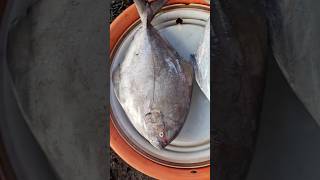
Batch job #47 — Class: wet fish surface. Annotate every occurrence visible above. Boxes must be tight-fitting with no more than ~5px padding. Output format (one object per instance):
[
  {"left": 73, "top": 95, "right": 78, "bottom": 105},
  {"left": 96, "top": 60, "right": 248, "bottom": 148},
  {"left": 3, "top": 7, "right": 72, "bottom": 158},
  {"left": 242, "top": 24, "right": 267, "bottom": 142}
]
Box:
[
  {"left": 212, "top": 0, "right": 268, "bottom": 179},
  {"left": 112, "top": 0, "right": 193, "bottom": 149},
  {"left": 266, "top": 0, "right": 320, "bottom": 126},
  {"left": 193, "top": 16, "right": 210, "bottom": 101}
]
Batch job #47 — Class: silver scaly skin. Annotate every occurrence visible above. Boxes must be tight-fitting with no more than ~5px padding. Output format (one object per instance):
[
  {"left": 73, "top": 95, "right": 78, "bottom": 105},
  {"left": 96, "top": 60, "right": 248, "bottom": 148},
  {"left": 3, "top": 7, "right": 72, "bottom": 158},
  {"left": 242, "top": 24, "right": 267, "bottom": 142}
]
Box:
[{"left": 193, "top": 17, "right": 210, "bottom": 101}]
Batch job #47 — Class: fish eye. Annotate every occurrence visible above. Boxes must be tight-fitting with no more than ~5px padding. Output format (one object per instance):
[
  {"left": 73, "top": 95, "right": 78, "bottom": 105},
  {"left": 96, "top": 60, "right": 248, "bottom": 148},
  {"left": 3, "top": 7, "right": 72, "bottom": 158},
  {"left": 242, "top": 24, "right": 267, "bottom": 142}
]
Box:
[{"left": 159, "top": 132, "right": 164, "bottom": 137}]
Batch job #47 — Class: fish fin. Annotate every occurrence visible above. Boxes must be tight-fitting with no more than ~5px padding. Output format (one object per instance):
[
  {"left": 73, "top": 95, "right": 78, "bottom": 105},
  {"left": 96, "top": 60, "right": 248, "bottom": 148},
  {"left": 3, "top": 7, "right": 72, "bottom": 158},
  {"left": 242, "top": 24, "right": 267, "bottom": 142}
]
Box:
[
  {"left": 181, "top": 60, "right": 194, "bottom": 86},
  {"left": 133, "top": 0, "right": 147, "bottom": 23},
  {"left": 190, "top": 53, "right": 199, "bottom": 73},
  {"left": 149, "top": 0, "right": 167, "bottom": 17},
  {"left": 134, "top": 0, "right": 167, "bottom": 25},
  {"left": 112, "top": 66, "right": 121, "bottom": 100}
]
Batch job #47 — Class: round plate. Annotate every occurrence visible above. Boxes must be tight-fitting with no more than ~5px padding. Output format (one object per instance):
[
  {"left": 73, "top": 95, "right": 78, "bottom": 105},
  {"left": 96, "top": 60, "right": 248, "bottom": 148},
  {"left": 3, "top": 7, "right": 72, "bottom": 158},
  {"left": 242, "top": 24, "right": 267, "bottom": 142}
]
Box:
[{"left": 110, "top": 4, "right": 210, "bottom": 168}]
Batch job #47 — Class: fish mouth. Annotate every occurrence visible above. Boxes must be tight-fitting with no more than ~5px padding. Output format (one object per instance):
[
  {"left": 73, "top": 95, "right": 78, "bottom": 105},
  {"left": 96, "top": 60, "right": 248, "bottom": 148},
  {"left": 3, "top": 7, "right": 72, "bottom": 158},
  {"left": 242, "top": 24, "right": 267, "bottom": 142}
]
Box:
[
  {"left": 149, "top": 139, "right": 169, "bottom": 149},
  {"left": 150, "top": 142, "right": 165, "bottom": 149}
]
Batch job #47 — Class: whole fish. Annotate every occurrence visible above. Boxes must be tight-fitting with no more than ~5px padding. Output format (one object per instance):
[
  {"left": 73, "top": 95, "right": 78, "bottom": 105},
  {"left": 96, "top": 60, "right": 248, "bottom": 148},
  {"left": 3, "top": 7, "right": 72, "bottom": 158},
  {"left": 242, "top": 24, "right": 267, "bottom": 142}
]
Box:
[
  {"left": 192, "top": 17, "right": 210, "bottom": 101},
  {"left": 112, "top": 0, "right": 193, "bottom": 149},
  {"left": 212, "top": 0, "right": 267, "bottom": 179},
  {"left": 266, "top": 0, "right": 320, "bottom": 126}
]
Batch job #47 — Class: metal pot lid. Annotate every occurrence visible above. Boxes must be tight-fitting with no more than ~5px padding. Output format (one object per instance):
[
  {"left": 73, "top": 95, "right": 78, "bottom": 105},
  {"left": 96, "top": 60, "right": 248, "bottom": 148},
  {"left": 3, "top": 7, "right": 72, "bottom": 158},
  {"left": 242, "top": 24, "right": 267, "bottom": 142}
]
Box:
[{"left": 110, "top": 5, "right": 210, "bottom": 168}]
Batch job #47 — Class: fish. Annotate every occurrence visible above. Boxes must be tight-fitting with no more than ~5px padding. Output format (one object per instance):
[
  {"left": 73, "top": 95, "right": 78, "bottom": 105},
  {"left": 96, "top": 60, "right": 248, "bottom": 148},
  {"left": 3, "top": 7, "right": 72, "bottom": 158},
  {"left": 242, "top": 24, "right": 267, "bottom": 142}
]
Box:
[
  {"left": 192, "top": 17, "right": 210, "bottom": 101},
  {"left": 112, "top": 0, "right": 194, "bottom": 149},
  {"left": 266, "top": 0, "right": 320, "bottom": 126},
  {"left": 212, "top": 0, "right": 268, "bottom": 179}
]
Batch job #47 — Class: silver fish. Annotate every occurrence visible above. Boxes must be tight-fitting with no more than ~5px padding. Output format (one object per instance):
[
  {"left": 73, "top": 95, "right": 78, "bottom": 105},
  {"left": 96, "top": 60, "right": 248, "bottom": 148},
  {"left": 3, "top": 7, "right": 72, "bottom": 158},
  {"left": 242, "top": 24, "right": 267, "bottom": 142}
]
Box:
[
  {"left": 112, "top": 0, "right": 193, "bottom": 149},
  {"left": 193, "top": 17, "right": 210, "bottom": 101}
]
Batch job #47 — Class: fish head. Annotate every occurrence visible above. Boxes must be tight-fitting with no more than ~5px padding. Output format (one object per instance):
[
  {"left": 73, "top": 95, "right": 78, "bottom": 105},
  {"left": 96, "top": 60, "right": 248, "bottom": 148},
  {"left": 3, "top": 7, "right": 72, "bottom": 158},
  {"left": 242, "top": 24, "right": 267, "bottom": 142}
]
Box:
[{"left": 144, "top": 109, "right": 170, "bottom": 149}]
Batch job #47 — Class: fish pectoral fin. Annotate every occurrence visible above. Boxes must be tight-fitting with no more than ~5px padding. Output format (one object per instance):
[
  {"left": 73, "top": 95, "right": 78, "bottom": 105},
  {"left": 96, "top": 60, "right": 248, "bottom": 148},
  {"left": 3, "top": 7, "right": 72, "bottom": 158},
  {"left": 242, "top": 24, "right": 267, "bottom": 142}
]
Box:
[{"left": 181, "top": 60, "right": 194, "bottom": 86}]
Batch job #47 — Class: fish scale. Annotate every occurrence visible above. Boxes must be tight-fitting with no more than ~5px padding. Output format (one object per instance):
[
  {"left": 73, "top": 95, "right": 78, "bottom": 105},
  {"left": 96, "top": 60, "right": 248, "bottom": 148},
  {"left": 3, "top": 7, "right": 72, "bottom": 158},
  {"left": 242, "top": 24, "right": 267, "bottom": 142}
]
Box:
[{"left": 193, "top": 16, "right": 210, "bottom": 101}]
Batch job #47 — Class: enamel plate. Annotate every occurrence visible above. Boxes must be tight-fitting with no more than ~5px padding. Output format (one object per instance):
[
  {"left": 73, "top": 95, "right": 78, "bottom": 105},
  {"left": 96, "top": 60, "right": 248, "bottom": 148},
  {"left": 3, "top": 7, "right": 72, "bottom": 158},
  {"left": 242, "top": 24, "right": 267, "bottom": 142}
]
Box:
[{"left": 110, "top": 5, "right": 210, "bottom": 168}]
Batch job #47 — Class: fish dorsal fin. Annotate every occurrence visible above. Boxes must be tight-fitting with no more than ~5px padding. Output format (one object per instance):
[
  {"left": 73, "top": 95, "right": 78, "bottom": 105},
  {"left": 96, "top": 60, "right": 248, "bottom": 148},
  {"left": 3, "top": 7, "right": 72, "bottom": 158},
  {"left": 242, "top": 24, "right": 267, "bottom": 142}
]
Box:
[{"left": 133, "top": 0, "right": 167, "bottom": 25}]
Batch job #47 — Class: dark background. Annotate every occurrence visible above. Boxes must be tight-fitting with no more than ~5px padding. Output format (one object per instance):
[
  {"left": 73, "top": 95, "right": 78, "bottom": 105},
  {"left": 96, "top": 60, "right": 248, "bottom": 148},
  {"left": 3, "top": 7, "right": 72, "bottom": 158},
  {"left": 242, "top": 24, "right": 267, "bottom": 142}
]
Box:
[{"left": 2, "top": 0, "right": 108, "bottom": 179}]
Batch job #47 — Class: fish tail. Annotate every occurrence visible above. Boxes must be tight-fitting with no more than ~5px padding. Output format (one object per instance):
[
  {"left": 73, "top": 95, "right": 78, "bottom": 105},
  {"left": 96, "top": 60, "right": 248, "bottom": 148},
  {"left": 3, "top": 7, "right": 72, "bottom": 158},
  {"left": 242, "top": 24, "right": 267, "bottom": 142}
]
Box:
[{"left": 133, "top": 0, "right": 167, "bottom": 26}]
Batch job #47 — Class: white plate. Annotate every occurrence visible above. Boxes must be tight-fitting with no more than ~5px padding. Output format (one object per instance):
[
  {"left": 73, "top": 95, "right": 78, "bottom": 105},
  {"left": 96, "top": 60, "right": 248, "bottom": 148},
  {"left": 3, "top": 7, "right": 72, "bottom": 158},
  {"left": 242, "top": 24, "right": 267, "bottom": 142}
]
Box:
[{"left": 110, "top": 5, "right": 210, "bottom": 167}]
